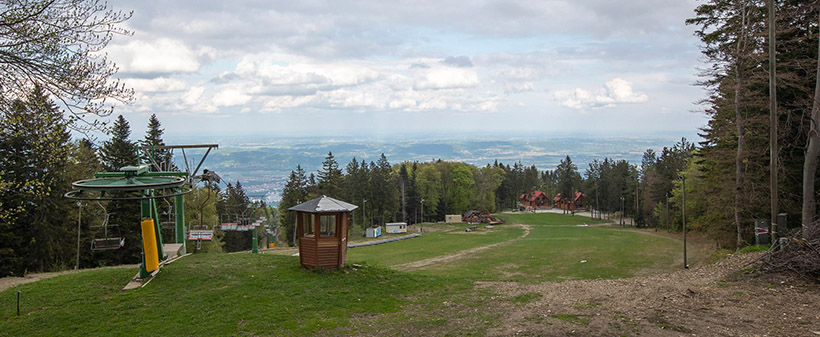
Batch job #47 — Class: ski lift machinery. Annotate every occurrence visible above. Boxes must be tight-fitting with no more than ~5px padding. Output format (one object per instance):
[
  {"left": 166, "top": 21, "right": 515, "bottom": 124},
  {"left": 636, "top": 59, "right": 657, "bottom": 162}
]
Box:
[{"left": 65, "top": 144, "right": 218, "bottom": 281}]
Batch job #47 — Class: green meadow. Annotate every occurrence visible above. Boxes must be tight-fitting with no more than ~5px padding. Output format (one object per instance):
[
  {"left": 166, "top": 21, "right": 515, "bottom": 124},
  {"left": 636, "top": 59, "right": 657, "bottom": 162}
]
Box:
[{"left": 1, "top": 212, "right": 699, "bottom": 336}]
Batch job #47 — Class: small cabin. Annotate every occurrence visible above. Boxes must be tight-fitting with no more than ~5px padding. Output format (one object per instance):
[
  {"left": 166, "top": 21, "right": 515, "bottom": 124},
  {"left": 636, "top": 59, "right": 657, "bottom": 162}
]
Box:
[
  {"left": 445, "top": 215, "right": 462, "bottom": 223},
  {"left": 385, "top": 222, "right": 407, "bottom": 233},
  {"left": 289, "top": 195, "right": 358, "bottom": 269}
]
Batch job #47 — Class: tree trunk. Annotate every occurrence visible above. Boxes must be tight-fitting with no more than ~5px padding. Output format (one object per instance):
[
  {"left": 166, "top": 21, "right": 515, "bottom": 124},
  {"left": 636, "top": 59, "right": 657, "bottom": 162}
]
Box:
[
  {"left": 400, "top": 180, "right": 406, "bottom": 223},
  {"left": 802, "top": 9, "right": 820, "bottom": 237},
  {"left": 734, "top": 3, "right": 749, "bottom": 248},
  {"left": 768, "top": 0, "right": 778, "bottom": 243}
]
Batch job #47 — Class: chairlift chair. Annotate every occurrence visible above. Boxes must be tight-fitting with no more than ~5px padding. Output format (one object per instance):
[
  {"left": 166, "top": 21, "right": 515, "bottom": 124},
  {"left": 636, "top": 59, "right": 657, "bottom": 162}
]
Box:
[{"left": 90, "top": 213, "right": 125, "bottom": 250}]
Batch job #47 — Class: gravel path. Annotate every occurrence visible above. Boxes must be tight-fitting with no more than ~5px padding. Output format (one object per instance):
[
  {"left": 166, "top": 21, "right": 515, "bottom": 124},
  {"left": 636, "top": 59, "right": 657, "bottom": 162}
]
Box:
[
  {"left": 0, "top": 264, "right": 139, "bottom": 292},
  {"left": 393, "top": 225, "right": 532, "bottom": 271}
]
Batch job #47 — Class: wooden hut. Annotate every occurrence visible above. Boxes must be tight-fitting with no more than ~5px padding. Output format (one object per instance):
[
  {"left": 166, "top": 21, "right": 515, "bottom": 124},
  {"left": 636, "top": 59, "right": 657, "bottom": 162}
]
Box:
[{"left": 289, "top": 196, "right": 358, "bottom": 269}]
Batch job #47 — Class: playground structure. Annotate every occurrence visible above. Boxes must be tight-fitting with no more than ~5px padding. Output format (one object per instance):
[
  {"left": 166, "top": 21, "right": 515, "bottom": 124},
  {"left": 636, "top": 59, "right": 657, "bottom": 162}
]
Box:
[
  {"left": 462, "top": 210, "right": 505, "bottom": 224},
  {"left": 65, "top": 144, "right": 217, "bottom": 281}
]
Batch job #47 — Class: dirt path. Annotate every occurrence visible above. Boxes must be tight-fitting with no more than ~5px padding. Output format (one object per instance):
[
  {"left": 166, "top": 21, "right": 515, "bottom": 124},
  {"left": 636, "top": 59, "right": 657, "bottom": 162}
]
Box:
[
  {"left": 393, "top": 225, "right": 532, "bottom": 271},
  {"left": 477, "top": 252, "right": 820, "bottom": 336},
  {"left": 0, "top": 264, "right": 139, "bottom": 292}
]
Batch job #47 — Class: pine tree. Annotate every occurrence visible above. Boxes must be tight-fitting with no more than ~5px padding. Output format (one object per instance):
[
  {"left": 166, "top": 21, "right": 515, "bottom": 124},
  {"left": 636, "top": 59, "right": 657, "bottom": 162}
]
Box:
[
  {"left": 100, "top": 115, "right": 138, "bottom": 171},
  {"left": 65, "top": 139, "right": 105, "bottom": 268},
  {"left": 0, "top": 85, "right": 72, "bottom": 275},
  {"left": 97, "top": 114, "right": 141, "bottom": 265},
  {"left": 140, "top": 114, "right": 174, "bottom": 171},
  {"left": 279, "top": 166, "right": 308, "bottom": 245},
  {"left": 317, "top": 151, "right": 343, "bottom": 197}
]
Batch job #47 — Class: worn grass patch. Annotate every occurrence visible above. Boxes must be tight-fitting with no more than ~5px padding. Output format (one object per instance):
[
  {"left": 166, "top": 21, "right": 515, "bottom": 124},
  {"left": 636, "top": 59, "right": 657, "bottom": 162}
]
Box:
[
  {"left": 550, "top": 313, "right": 590, "bottom": 326},
  {"left": 510, "top": 292, "right": 543, "bottom": 303}
]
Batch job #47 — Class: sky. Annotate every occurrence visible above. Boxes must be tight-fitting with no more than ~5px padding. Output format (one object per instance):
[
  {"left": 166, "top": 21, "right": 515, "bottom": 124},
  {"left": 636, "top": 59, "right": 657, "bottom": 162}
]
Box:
[{"left": 102, "top": 0, "right": 709, "bottom": 139}]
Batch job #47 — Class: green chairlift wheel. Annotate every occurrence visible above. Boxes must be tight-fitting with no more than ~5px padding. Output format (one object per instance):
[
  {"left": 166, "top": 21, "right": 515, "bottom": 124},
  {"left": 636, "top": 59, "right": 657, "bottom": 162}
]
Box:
[{"left": 72, "top": 176, "right": 185, "bottom": 191}]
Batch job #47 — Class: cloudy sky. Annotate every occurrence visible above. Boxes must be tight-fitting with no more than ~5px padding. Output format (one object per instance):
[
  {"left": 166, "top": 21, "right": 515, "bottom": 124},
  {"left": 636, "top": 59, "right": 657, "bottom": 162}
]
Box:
[{"left": 104, "top": 0, "right": 708, "bottom": 139}]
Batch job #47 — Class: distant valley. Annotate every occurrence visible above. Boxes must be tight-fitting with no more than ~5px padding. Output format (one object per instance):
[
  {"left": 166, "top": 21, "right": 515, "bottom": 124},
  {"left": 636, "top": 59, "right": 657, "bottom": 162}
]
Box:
[{"left": 164, "top": 134, "right": 692, "bottom": 204}]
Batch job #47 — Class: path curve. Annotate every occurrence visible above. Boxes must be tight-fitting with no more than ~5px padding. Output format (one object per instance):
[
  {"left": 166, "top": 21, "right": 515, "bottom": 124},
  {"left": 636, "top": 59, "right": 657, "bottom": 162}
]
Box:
[
  {"left": 393, "top": 224, "right": 532, "bottom": 271},
  {"left": 0, "top": 264, "right": 139, "bottom": 292}
]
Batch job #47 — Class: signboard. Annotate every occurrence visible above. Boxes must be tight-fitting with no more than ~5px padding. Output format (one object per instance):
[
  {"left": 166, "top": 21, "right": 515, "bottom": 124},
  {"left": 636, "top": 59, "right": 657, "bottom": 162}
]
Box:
[{"left": 188, "top": 230, "right": 213, "bottom": 241}]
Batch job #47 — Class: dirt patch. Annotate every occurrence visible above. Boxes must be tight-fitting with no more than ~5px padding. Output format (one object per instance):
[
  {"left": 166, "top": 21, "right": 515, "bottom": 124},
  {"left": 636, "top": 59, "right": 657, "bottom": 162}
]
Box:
[
  {"left": 393, "top": 225, "right": 531, "bottom": 271},
  {"left": 408, "top": 224, "right": 456, "bottom": 233},
  {"left": 0, "top": 264, "right": 139, "bottom": 292},
  {"left": 478, "top": 252, "right": 820, "bottom": 336}
]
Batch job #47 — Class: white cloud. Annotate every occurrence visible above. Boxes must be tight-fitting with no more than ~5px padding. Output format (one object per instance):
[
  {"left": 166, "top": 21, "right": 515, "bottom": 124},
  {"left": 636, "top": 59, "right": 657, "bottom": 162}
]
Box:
[
  {"left": 553, "top": 78, "right": 648, "bottom": 111},
  {"left": 107, "top": 38, "right": 201, "bottom": 74},
  {"left": 212, "top": 88, "right": 252, "bottom": 107},
  {"left": 505, "top": 82, "right": 535, "bottom": 94},
  {"left": 413, "top": 67, "right": 480, "bottom": 90},
  {"left": 181, "top": 86, "right": 205, "bottom": 105},
  {"left": 127, "top": 77, "right": 188, "bottom": 93}
]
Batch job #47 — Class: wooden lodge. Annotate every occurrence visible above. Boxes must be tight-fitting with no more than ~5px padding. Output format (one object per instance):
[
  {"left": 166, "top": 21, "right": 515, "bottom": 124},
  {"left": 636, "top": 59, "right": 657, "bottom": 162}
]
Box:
[
  {"left": 519, "top": 190, "right": 550, "bottom": 209},
  {"left": 553, "top": 192, "right": 586, "bottom": 211},
  {"left": 288, "top": 195, "right": 358, "bottom": 269}
]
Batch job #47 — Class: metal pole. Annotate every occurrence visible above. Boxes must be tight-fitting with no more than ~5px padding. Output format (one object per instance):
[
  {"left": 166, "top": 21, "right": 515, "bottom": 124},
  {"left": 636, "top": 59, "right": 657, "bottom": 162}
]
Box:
[
  {"left": 681, "top": 175, "right": 688, "bottom": 269},
  {"left": 293, "top": 200, "right": 299, "bottom": 246},
  {"left": 620, "top": 196, "right": 624, "bottom": 227},
  {"left": 251, "top": 206, "right": 258, "bottom": 253},
  {"left": 175, "top": 195, "right": 186, "bottom": 247},
  {"left": 666, "top": 194, "right": 670, "bottom": 233},
  {"left": 17, "top": 291, "right": 21, "bottom": 316},
  {"left": 75, "top": 202, "right": 82, "bottom": 270}
]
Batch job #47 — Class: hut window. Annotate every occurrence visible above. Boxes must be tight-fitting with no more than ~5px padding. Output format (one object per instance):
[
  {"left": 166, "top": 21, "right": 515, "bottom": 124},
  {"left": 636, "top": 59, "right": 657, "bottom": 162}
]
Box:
[
  {"left": 320, "top": 215, "right": 336, "bottom": 237},
  {"left": 302, "top": 213, "right": 314, "bottom": 237}
]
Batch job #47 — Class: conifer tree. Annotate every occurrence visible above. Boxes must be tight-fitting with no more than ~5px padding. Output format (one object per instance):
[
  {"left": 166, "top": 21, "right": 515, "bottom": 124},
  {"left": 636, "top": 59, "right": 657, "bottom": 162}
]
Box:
[
  {"left": 97, "top": 114, "right": 141, "bottom": 265},
  {"left": 317, "top": 151, "right": 343, "bottom": 197},
  {"left": 141, "top": 114, "right": 174, "bottom": 171},
  {"left": 0, "top": 85, "right": 72, "bottom": 275},
  {"left": 279, "top": 165, "right": 308, "bottom": 245},
  {"left": 100, "top": 115, "right": 138, "bottom": 171}
]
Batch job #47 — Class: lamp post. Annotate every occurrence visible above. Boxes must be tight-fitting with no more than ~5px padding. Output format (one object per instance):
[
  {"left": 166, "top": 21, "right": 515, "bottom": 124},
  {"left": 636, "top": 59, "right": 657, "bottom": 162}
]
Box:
[
  {"left": 75, "top": 202, "right": 84, "bottom": 270},
  {"left": 620, "top": 196, "right": 624, "bottom": 227},
  {"left": 419, "top": 198, "right": 424, "bottom": 223},
  {"left": 680, "top": 175, "right": 688, "bottom": 269},
  {"left": 363, "top": 198, "right": 367, "bottom": 227}
]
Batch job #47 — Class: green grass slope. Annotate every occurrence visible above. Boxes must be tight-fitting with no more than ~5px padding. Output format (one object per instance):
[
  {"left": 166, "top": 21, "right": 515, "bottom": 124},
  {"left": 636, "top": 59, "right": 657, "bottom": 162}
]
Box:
[
  {"left": 1, "top": 254, "right": 453, "bottom": 336},
  {"left": 1, "top": 212, "right": 701, "bottom": 336}
]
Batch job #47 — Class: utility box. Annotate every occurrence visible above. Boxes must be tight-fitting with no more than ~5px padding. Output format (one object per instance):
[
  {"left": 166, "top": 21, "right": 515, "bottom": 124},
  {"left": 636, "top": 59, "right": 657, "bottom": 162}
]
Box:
[
  {"left": 755, "top": 219, "right": 770, "bottom": 245},
  {"left": 777, "top": 213, "right": 788, "bottom": 230},
  {"left": 366, "top": 226, "right": 382, "bottom": 238}
]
